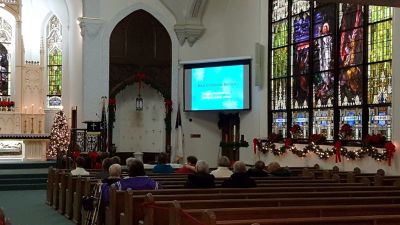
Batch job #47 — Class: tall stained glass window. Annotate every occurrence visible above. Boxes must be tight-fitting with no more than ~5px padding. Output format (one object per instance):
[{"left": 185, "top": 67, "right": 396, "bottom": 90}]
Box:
[
  {"left": 268, "top": 2, "right": 393, "bottom": 142},
  {"left": 0, "top": 17, "right": 12, "bottom": 96},
  {"left": 47, "top": 15, "right": 62, "bottom": 108}
]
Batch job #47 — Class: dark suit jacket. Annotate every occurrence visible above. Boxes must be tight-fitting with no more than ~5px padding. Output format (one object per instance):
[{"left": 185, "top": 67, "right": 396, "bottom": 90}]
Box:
[
  {"left": 221, "top": 173, "right": 257, "bottom": 188},
  {"left": 185, "top": 172, "right": 215, "bottom": 188}
]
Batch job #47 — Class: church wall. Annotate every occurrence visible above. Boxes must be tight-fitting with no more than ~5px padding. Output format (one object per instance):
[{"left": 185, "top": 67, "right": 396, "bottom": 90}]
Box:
[{"left": 81, "top": 0, "right": 400, "bottom": 173}]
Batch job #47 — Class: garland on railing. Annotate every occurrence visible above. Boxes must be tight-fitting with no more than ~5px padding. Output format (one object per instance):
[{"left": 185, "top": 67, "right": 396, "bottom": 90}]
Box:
[{"left": 255, "top": 125, "right": 396, "bottom": 165}]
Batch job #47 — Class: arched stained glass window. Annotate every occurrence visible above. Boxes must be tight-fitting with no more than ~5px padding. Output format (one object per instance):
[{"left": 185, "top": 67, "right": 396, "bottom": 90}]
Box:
[
  {"left": 268, "top": 2, "right": 393, "bottom": 142},
  {"left": 0, "top": 17, "right": 12, "bottom": 96},
  {"left": 46, "top": 15, "right": 62, "bottom": 108}
]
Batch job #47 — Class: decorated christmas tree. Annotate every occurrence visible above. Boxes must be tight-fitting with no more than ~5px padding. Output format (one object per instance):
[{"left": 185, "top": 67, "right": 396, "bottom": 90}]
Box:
[{"left": 47, "top": 110, "right": 70, "bottom": 159}]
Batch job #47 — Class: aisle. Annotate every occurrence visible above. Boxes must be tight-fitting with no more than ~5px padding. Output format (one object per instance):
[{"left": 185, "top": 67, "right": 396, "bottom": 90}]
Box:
[{"left": 0, "top": 190, "right": 74, "bottom": 225}]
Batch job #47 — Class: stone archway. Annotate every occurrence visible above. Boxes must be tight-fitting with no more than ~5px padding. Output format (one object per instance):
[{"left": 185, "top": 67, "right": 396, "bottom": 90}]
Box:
[{"left": 109, "top": 9, "right": 172, "bottom": 155}]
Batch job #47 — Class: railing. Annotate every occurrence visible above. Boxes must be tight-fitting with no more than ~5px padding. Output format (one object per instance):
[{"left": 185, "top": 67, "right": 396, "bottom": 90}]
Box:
[{"left": 70, "top": 129, "right": 101, "bottom": 152}]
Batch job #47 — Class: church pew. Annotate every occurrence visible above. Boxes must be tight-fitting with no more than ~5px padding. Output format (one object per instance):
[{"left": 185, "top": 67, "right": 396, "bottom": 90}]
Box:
[
  {"left": 72, "top": 175, "right": 94, "bottom": 224},
  {"left": 172, "top": 204, "right": 400, "bottom": 224},
  {"left": 57, "top": 171, "right": 69, "bottom": 214},
  {"left": 106, "top": 185, "right": 400, "bottom": 224},
  {"left": 141, "top": 196, "right": 400, "bottom": 225},
  {"left": 52, "top": 169, "right": 62, "bottom": 209},
  {"left": 64, "top": 175, "right": 78, "bottom": 219},
  {"left": 123, "top": 189, "right": 400, "bottom": 225},
  {"left": 46, "top": 167, "right": 55, "bottom": 205},
  {"left": 156, "top": 179, "right": 338, "bottom": 186},
  {"left": 202, "top": 213, "right": 400, "bottom": 225}
]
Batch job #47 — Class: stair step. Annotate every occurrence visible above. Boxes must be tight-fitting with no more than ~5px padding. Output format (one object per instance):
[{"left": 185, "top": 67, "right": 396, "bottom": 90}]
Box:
[
  {"left": 0, "top": 183, "right": 47, "bottom": 191},
  {"left": 0, "top": 178, "right": 47, "bottom": 184},
  {"left": 0, "top": 173, "right": 47, "bottom": 179},
  {"left": 0, "top": 161, "right": 56, "bottom": 170}
]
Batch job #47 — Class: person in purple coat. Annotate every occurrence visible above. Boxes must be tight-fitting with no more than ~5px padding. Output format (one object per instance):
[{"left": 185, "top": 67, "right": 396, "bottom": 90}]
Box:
[{"left": 114, "top": 158, "right": 159, "bottom": 190}]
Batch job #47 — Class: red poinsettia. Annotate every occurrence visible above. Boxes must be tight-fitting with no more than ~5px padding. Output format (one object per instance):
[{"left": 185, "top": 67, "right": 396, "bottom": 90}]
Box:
[
  {"left": 267, "top": 133, "right": 283, "bottom": 143},
  {"left": 88, "top": 150, "right": 98, "bottom": 160},
  {"left": 284, "top": 138, "right": 293, "bottom": 148},
  {"left": 339, "top": 124, "right": 353, "bottom": 139},
  {"left": 364, "top": 134, "right": 386, "bottom": 147},
  {"left": 72, "top": 150, "right": 80, "bottom": 159},
  {"left": 309, "top": 134, "right": 326, "bottom": 145},
  {"left": 290, "top": 124, "right": 301, "bottom": 134}
]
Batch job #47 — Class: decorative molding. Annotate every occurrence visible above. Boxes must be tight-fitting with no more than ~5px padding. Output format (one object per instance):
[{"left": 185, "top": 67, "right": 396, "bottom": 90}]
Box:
[
  {"left": 174, "top": 24, "right": 205, "bottom": 46},
  {"left": 77, "top": 17, "right": 104, "bottom": 38}
]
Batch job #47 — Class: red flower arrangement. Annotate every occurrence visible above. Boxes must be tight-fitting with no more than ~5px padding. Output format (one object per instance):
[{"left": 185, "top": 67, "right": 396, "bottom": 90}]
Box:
[
  {"left": 137, "top": 72, "right": 146, "bottom": 81},
  {"left": 363, "top": 134, "right": 386, "bottom": 147},
  {"left": 267, "top": 133, "right": 283, "bottom": 143},
  {"left": 339, "top": 124, "right": 353, "bottom": 139},
  {"left": 0, "top": 100, "right": 14, "bottom": 108},
  {"left": 290, "top": 124, "right": 302, "bottom": 138},
  {"left": 284, "top": 138, "right": 293, "bottom": 148},
  {"left": 309, "top": 134, "right": 326, "bottom": 145}
]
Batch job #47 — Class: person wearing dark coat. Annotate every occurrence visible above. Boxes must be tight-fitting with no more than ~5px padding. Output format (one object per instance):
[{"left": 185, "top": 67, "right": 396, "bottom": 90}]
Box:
[
  {"left": 267, "top": 162, "right": 292, "bottom": 176},
  {"left": 185, "top": 160, "right": 215, "bottom": 188},
  {"left": 246, "top": 160, "right": 269, "bottom": 177},
  {"left": 222, "top": 161, "right": 257, "bottom": 188}
]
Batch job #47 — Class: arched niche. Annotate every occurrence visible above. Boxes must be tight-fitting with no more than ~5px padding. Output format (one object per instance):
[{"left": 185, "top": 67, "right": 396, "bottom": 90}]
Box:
[{"left": 109, "top": 9, "right": 172, "bottom": 155}]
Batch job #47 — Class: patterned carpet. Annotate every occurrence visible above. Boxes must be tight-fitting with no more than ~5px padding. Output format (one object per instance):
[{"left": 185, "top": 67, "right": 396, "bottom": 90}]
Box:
[{"left": 0, "top": 190, "right": 74, "bottom": 225}]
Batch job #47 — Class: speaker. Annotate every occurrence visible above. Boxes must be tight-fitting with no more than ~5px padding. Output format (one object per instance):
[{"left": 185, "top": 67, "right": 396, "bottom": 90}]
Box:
[{"left": 254, "top": 42, "right": 265, "bottom": 87}]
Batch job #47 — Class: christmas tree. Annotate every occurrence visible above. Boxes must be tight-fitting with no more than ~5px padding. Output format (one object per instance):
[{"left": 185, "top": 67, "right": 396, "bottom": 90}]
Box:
[{"left": 47, "top": 110, "right": 70, "bottom": 159}]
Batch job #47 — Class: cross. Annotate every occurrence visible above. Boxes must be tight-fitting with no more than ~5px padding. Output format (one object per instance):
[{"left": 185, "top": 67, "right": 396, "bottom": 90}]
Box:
[{"left": 90, "top": 123, "right": 97, "bottom": 130}]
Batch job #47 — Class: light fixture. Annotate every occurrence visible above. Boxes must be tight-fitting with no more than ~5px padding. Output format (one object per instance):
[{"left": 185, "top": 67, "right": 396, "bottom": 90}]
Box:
[{"left": 136, "top": 95, "right": 143, "bottom": 111}]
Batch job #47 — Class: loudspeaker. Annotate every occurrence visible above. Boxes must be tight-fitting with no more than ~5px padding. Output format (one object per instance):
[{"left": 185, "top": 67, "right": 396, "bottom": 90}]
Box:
[{"left": 254, "top": 42, "right": 265, "bottom": 87}]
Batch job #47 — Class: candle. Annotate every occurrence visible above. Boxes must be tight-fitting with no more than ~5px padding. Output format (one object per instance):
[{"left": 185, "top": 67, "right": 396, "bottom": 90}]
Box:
[
  {"left": 233, "top": 125, "right": 236, "bottom": 141},
  {"left": 39, "top": 107, "right": 42, "bottom": 114},
  {"left": 24, "top": 106, "right": 27, "bottom": 114},
  {"left": 31, "top": 104, "right": 34, "bottom": 114}
]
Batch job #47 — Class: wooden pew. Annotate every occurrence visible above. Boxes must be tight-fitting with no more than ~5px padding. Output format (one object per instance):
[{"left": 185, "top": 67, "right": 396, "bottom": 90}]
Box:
[
  {"left": 46, "top": 167, "right": 55, "bottom": 205},
  {"left": 57, "top": 171, "right": 68, "bottom": 214},
  {"left": 201, "top": 213, "right": 400, "bottom": 225},
  {"left": 64, "top": 175, "right": 78, "bottom": 219},
  {"left": 173, "top": 203, "right": 400, "bottom": 224},
  {"left": 72, "top": 175, "right": 93, "bottom": 224},
  {"left": 127, "top": 190, "right": 400, "bottom": 225}
]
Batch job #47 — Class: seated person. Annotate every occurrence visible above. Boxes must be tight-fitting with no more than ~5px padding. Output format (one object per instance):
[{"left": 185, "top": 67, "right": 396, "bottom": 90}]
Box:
[
  {"left": 111, "top": 156, "right": 121, "bottom": 165},
  {"left": 267, "top": 162, "right": 292, "bottom": 176},
  {"left": 101, "top": 164, "right": 122, "bottom": 205},
  {"left": 185, "top": 160, "right": 215, "bottom": 188},
  {"left": 96, "top": 157, "right": 113, "bottom": 180},
  {"left": 210, "top": 156, "right": 233, "bottom": 178},
  {"left": 221, "top": 161, "right": 256, "bottom": 188},
  {"left": 152, "top": 153, "right": 174, "bottom": 174},
  {"left": 176, "top": 156, "right": 197, "bottom": 174},
  {"left": 246, "top": 160, "right": 269, "bottom": 177},
  {"left": 115, "top": 158, "right": 159, "bottom": 190},
  {"left": 71, "top": 157, "right": 90, "bottom": 176}
]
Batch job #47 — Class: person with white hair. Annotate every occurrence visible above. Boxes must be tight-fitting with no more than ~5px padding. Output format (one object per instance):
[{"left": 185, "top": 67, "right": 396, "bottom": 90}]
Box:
[
  {"left": 115, "top": 158, "right": 159, "bottom": 190},
  {"left": 185, "top": 160, "right": 215, "bottom": 188},
  {"left": 221, "top": 161, "right": 256, "bottom": 188},
  {"left": 210, "top": 156, "right": 233, "bottom": 178}
]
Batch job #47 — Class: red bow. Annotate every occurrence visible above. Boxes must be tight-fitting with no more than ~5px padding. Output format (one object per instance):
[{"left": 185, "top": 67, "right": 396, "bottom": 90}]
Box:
[
  {"left": 334, "top": 140, "right": 342, "bottom": 163},
  {"left": 284, "top": 138, "right": 293, "bottom": 148},
  {"left": 88, "top": 151, "right": 98, "bottom": 169},
  {"left": 164, "top": 99, "right": 173, "bottom": 113},
  {"left": 137, "top": 72, "right": 146, "bottom": 95},
  {"left": 384, "top": 142, "right": 396, "bottom": 166},
  {"left": 253, "top": 138, "right": 258, "bottom": 154}
]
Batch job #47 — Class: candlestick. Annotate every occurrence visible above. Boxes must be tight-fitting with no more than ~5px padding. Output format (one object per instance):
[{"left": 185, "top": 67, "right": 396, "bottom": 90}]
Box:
[
  {"left": 24, "top": 120, "right": 27, "bottom": 133},
  {"left": 31, "top": 117, "right": 34, "bottom": 133},
  {"left": 233, "top": 125, "right": 236, "bottom": 142},
  {"left": 38, "top": 120, "right": 42, "bottom": 133},
  {"left": 39, "top": 107, "right": 42, "bottom": 114},
  {"left": 31, "top": 104, "right": 34, "bottom": 114},
  {"left": 24, "top": 106, "right": 27, "bottom": 114}
]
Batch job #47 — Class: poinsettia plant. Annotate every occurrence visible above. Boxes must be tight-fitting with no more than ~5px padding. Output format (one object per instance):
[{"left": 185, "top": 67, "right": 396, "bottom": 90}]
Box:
[
  {"left": 339, "top": 123, "right": 353, "bottom": 139},
  {"left": 363, "top": 134, "right": 386, "bottom": 148},
  {"left": 309, "top": 134, "right": 326, "bottom": 145}
]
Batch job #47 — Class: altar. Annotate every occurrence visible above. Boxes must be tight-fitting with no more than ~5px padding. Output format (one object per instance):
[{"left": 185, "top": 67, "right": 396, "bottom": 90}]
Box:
[{"left": 0, "top": 111, "right": 49, "bottom": 161}]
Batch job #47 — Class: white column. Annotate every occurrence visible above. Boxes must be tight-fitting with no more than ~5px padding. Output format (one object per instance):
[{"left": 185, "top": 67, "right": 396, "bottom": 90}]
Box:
[{"left": 78, "top": 17, "right": 106, "bottom": 121}]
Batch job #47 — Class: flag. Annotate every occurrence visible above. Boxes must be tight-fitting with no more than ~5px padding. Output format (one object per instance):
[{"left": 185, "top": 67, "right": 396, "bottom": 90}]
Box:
[
  {"left": 100, "top": 98, "right": 107, "bottom": 152},
  {"left": 173, "top": 104, "right": 184, "bottom": 163}
]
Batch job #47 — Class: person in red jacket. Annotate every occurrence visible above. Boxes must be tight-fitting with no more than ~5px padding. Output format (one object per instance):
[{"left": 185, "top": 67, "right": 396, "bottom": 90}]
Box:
[{"left": 176, "top": 156, "right": 197, "bottom": 174}]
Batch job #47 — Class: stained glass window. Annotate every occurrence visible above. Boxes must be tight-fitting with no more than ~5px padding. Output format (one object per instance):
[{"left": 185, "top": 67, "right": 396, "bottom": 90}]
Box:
[
  {"left": 47, "top": 16, "right": 62, "bottom": 108},
  {"left": 269, "top": 2, "right": 393, "bottom": 142},
  {"left": 292, "top": 111, "right": 309, "bottom": 139},
  {"left": 272, "top": 112, "right": 287, "bottom": 138},
  {"left": 0, "top": 17, "right": 12, "bottom": 96},
  {"left": 313, "top": 109, "right": 334, "bottom": 140}
]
